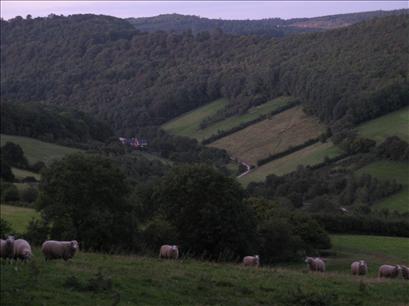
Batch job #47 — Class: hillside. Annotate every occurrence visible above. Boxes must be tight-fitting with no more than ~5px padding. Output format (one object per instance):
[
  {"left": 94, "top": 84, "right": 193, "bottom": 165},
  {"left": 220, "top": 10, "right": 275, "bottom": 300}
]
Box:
[
  {"left": 356, "top": 106, "right": 409, "bottom": 143},
  {"left": 1, "top": 235, "right": 409, "bottom": 306},
  {"left": 0, "top": 134, "right": 82, "bottom": 165},
  {"left": 1, "top": 14, "right": 408, "bottom": 133},
  {"left": 357, "top": 161, "right": 408, "bottom": 212},
  {"left": 127, "top": 9, "right": 408, "bottom": 35},
  {"left": 209, "top": 106, "right": 324, "bottom": 165},
  {"left": 239, "top": 142, "right": 342, "bottom": 185}
]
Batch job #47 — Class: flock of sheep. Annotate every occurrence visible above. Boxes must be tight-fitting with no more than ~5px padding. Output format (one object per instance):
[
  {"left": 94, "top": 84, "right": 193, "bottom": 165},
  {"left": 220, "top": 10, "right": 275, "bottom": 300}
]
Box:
[{"left": 1, "top": 237, "right": 408, "bottom": 281}]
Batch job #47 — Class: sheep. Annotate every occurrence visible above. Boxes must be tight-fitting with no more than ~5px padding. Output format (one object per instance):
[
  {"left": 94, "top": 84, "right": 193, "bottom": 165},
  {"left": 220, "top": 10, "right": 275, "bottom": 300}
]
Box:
[
  {"left": 378, "top": 264, "right": 401, "bottom": 278},
  {"left": 351, "top": 260, "right": 368, "bottom": 276},
  {"left": 159, "top": 245, "right": 179, "bottom": 259},
  {"left": 12, "top": 239, "right": 32, "bottom": 262},
  {"left": 305, "top": 257, "right": 325, "bottom": 272},
  {"left": 400, "top": 265, "right": 409, "bottom": 280},
  {"left": 41, "top": 240, "right": 79, "bottom": 261},
  {"left": 0, "top": 236, "right": 15, "bottom": 261},
  {"left": 243, "top": 255, "right": 260, "bottom": 267}
]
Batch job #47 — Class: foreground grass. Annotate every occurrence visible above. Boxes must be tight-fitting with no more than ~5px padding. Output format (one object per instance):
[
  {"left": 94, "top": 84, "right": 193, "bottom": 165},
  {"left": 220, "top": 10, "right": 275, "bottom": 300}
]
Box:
[
  {"left": 1, "top": 134, "right": 81, "bottom": 165},
  {"left": 0, "top": 204, "right": 39, "bottom": 233},
  {"left": 161, "top": 98, "right": 227, "bottom": 139},
  {"left": 209, "top": 106, "right": 325, "bottom": 165},
  {"left": 356, "top": 106, "right": 409, "bottom": 143},
  {"left": 1, "top": 247, "right": 408, "bottom": 306},
  {"left": 356, "top": 160, "right": 409, "bottom": 212},
  {"left": 240, "top": 142, "right": 342, "bottom": 185}
]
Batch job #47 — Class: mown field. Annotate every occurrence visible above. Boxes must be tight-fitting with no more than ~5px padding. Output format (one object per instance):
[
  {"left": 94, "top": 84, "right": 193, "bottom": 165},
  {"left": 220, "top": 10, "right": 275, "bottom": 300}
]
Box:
[
  {"left": 1, "top": 134, "right": 81, "bottom": 165},
  {"left": 161, "top": 98, "right": 227, "bottom": 139},
  {"left": 11, "top": 168, "right": 41, "bottom": 180},
  {"left": 1, "top": 235, "right": 409, "bottom": 306},
  {"left": 356, "top": 106, "right": 409, "bottom": 142},
  {"left": 162, "top": 96, "right": 295, "bottom": 141},
  {"left": 209, "top": 106, "right": 325, "bottom": 165},
  {"left": 239, "top": 142, "right": 342, "bottom": 185},
  {"left": 0, "top": 204, "right": 39, "bottom": 233},
  {"left": 357, "top": 160, "right": 409, "bottom": 212}
]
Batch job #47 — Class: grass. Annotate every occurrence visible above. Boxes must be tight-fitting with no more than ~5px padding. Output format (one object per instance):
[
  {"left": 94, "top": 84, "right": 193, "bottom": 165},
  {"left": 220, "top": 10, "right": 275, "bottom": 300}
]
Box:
[
  {"left": 356, "top": 106, "right": 409, "bottom": 143},
  {"left": 161, "top": 98, "right": 227, "bottom": 139},
  {"left": 240, "top": 142, "right": 342, "bottom": 185},
  {"left": 356, "top": 160, "right": 409, "bottom": 212},
  {"left": 11, "top": 168, "right": 41, "bottom": 180},
  {"left": 0, "top": 204, "right": 39, "bottom": 233},
  {"left": 1, "top": 134, "right": 82, "bottom": 165},
  {"left": 209, "top": 106, "right": 325, "bottom": 165},
  {"left": 162, "top": 96, "right": 296, "bottom": 141},
  {"left": 1, "top": 242, "right": 409, "bottom": 306}
]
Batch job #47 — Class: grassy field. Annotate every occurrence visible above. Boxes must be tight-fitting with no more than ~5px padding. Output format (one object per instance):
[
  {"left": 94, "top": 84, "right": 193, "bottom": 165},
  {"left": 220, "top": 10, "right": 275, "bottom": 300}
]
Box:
[
  {"left": 161, "top": 98, "right": 227, "bottom": 139},
  {"left": 356, "top": 160, "right": 409, "bottom": 212},
  {"left": 356, "top": 106, "right": 409, "bottom": 143},
  {"left": 1, "top": 134, "right": 81, "bottom": 165},
  {"left": 162, "top": 96, "right": 296, "bottom": 141},
  {"left": 11, "top": 168, "right": 41, "bottom": 180},
  {"left": 209, "top": 106, "right": 325, "bottom": 165},
  {"left": 0, "top": 204, "right": 39, "bottom": 233},
  {"left": 240, "top": 142, "right": 342, "bottom": 185},
  {"left": 1, "top": 240, "right": 408, "bottom": 306}
]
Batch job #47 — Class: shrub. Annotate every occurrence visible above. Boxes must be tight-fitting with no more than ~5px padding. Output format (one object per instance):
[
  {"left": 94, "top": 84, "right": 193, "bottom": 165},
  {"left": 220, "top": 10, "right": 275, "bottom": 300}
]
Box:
[{"left": 0, "top": 218, "right": 13, "bottom": 238}]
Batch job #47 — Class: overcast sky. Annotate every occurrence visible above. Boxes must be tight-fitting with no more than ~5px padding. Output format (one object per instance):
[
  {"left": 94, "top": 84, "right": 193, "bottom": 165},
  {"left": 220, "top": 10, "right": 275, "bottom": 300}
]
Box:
[{"left": 1, "top": 1, "right": 407, "bottom": 20}]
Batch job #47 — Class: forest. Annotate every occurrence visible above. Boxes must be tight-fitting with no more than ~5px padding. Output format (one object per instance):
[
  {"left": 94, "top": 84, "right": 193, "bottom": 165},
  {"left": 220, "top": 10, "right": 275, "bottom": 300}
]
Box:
[{"left": 1, "top": 13, "right": 408, "bottom": 137}]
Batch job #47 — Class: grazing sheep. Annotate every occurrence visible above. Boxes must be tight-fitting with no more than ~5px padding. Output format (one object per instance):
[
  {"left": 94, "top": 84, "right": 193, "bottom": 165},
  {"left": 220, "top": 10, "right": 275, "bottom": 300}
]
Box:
[
  {"left": 378, "top": 265, "right": 401, "bottom": 278},
  {"left": 305, "top": 257, "right": 326, "bottom": 272},
  {"left": 159, "top": 245, "right": 179, "bottom": 259},
  {"left": 41, "top": 240, "right": 79, "bottom": 261},
  {"left": 243, "top": 255, "right": 260, "bottom": 267},
  {"left": 400, "top": 265, "right": 409, "bottom": 280},
  {"left": 0, "top": 236, "right": 15, "bottom": 260},
  {"left": 351, "top": 260, "right": 368, "bottom": 276},
  {"left": 12, "top": 239, "right": 32, "bottom": 261}
]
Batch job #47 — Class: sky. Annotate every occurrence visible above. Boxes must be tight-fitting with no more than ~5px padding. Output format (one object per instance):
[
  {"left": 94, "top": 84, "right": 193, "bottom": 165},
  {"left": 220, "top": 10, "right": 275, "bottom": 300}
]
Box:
[{"left": 1, "top": 1, "right": 407, "bottom": 20}]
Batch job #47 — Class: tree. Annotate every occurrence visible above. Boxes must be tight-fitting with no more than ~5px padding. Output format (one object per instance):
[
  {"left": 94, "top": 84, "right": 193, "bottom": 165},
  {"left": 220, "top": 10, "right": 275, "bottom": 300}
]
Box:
[
  {"left": 1, "top": 142, "right": 28, "bottom": 169},
  {"left": 154, "top": 164, "right": 257, "bottom": 260},
  {"left": 36, "top": 153, "right": 138, "bottom": 251},
  {"left": 0, "top": 160, "right": 14, "bottom": 181}
]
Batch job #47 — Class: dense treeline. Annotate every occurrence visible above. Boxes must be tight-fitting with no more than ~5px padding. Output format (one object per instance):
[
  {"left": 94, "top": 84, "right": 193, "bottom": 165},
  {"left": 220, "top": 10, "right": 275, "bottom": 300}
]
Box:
[
  {"left": 127, "top": 10, "right": 408, "bottom": 36},
  {"left": 26, "top": 155, "right": 330, "bottom": 261},
  {"left": 1, "top": 14, "right": 408, "bottom": 135},
  {"left": 1, "top": 102, "right": 113, "bottom": 144},
  {"left": 247, "top": 165, "right": 401, "bottom": 210}
]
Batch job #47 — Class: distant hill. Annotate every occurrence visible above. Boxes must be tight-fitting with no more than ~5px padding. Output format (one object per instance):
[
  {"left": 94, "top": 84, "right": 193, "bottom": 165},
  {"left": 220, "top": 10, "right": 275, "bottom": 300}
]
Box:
[
  {"left": 127, "top": 9, "right": 408, "bottom": 36},
  {"left": 1, "top": 13, "right": 408, "bottom": 134}
]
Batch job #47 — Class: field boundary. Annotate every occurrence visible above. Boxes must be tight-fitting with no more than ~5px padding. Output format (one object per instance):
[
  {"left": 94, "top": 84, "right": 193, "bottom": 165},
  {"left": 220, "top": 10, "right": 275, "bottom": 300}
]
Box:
[{"left": 202, "top": 99, "right": 300, "bottom": 145}]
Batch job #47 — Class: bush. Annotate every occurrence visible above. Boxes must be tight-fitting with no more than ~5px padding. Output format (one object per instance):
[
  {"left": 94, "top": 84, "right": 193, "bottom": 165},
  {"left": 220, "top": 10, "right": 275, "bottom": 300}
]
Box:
[
  {"left": 25, "top": 219, "right": 50, "bottom": 245},
  {"left": 1, "top": 142, "right": 29, "bottom": 169},
  {"left": 141, "top": 216, "right": 178, "bottom": 251},
  {"left": 20, "top": 186, "right": 38, "bottom": 203},
  {"left": 154, "top": 164, "right": 257, "bottom": 260},
  {"left": 0, "top": 160, "right": 14, "bottom": 181},
  {"left": 1, "top": 183, "right": 19, "bottom": 202},
  {"left": 0, "top": 218, "right": 13, "bottom": 238}
]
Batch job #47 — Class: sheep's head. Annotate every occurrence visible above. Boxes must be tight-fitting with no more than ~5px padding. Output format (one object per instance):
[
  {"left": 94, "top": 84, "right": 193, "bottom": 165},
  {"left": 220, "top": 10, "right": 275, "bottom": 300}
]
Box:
[
  {"left": 305, "top": 257, "right": 313, "bottom": 264},
  {"left": 22, "top": 249, "right": 32, "bottom": 260},
  {"left": 71, "top": 240, "right": 79, "bottom": 251}
]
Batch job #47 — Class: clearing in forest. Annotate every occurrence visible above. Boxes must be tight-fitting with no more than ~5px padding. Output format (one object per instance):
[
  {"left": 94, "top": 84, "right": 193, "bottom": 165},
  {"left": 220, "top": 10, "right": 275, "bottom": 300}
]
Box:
[
  {"left": 162, "top": 96, "right": 296, "bottom": 141},
  {"left": 0, "top": 134, "right": 81, "bottom": 165},
  {"left": 239, "top": 142, "right": 342, "bottom": 185},
  {"left": 209, "top": 106, "right": 325, "bottom": 165},
  {"left": 356, "top": 106, "right": 409, "bottom": 142},
  {"left": 356, "top": 160, "right": 409, "bottom": 212}
]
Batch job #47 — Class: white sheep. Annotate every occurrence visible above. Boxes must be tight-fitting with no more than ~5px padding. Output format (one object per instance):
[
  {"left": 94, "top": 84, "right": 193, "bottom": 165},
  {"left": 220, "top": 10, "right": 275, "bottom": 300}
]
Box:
[
  {"left": 243, "top": 255, "right": 260, "bottom": 267},
  {"left": 159, "top": 245, "right": 179, "bottom": 259},
  {"left": 351, "top": 260, "right": 368, "bottom": 276},
  {"left": 378, "top": 264, "right": 401, "bottom": 278},
  {"left": 41, "top": 240, "right": 79, "bottom": 261}
]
